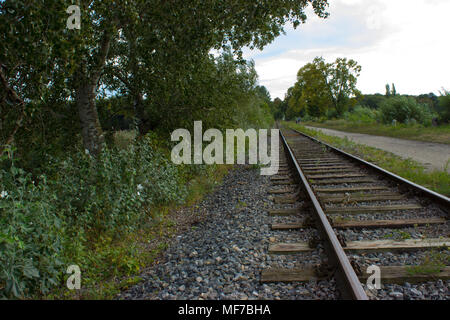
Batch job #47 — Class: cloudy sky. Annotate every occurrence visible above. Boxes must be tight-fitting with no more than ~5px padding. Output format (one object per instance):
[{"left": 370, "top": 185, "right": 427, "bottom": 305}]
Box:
[{"left": 244, "top": 0, "right": 450, "bottom": 99}]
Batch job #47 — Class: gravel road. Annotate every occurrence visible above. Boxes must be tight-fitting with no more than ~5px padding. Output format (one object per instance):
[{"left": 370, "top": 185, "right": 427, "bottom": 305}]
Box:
[{"left": 305, "top": 126, "right": 450, "bottom": 173}]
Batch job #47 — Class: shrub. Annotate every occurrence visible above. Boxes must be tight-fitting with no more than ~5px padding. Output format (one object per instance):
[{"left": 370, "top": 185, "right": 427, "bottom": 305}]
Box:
[
  {"left": 51, "top": 136, "right": 186, "bottom": 233},
  {"left": 318, "top": 116, "right": 328, "bottom": 123},
  {"left": 0, "top": 147, "right": 65, "bottom": 298},
  {"left": 113, "top": 130, "right": 137, "bottom": 150},
  {"left": 379, "top": 96, "right": 434, "bottom": 125},
  {"left": 437, "top": 89, "right": 450, "bottom": 123},
  {"left": 0, "top": 135, "right": 187, "bottom": 298},
  {"left": 344, "top": 105, "right": 379, "bottom": 124},
  {"left": 326, "top": 108, "right": 339, "bottom": 120},
  {"left": 301, "top": 114, "right": 316, "bottom": 122}
]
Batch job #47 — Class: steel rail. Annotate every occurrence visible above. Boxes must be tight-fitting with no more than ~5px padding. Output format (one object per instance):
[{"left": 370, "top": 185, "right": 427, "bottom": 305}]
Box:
[
  {"left": 291, "top": 128, "right": 450, "bottom": 207},
  {"left": 279, "top": 129, "right": 369, "bottom": 300}
]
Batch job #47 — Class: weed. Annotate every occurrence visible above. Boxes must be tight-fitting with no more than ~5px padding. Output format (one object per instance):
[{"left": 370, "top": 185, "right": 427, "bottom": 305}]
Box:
[
  {"left": 237, "top": 200, "right": 247, "bottom": 208},
  {"left": 406, "top": 250, "right": 449, "bottom": 275},
  {"left": 384, "top": 230, "right": 412, "bottom": 240}
]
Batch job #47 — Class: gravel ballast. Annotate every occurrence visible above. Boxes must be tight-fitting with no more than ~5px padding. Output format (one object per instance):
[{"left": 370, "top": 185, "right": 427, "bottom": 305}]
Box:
[
  {"left": 118, "top": 132, "right": 449, "bottom": 301},
  {"left": 118, "top": 165, "right": 338, "bottom": 300}
]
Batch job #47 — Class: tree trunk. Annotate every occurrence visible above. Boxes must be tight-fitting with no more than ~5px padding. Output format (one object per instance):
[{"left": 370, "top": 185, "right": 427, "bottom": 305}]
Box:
[
  {"left": 76, "top": 83, "right": 105, "bottom": 157},
  {"left": 134, "top": 94, "right": 152, "bottom": 136},
  {"left": 74, "top": 31, "right": 112, "bottom": 156}
]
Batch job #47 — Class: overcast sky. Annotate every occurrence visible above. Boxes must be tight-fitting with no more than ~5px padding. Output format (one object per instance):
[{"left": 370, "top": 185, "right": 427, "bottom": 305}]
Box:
[{"left": 244, "top": 0, "right": 450, "bottom": 99}]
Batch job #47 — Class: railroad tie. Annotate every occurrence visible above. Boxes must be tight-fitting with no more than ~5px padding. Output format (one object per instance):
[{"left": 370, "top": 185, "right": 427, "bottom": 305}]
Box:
[
  {"left": 270, "top": 217, "right": 447, "bottom": 230},
  {"left": 324, "top": 204, "right": 422, "bottom": 214},
  {"left": 261, "top": 266, "right": 450, "bottom": 283},
  {"left": 268, "top": 238, "right": 450, "bottom": 254}
]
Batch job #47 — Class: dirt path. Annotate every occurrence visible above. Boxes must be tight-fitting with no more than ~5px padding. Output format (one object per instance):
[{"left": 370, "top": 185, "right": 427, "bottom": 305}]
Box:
[{"left": 305, "top": 126, "right": 450, "bottom": 173}]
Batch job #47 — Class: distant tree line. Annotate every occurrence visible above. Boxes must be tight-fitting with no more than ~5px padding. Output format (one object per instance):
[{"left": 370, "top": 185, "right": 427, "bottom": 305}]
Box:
[
  {"left": 273, "top": 56, "right": 361, "bottom": 120},
  {"left": 272, "top": 57, "right": 450, "bottom": 126}
]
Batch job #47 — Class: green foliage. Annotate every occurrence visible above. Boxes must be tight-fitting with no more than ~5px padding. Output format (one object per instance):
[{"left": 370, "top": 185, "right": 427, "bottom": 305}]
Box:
[
  {"left": 343, "top": 105, "right": 380, "bottom": 124},
  {"left": 384, "top": 230, "right": 412, "bottom": 240},
  {"left": 326, "top": 57, "right": 362, "bottom": 115},
  {"left": 0, "top": 0, "right": 333, "bottom": 299},
  {"left": 359, "top": 94, "right": 387, "bottom": 110},
  {"left": 282, "top": 56, "right": 361, "bottom": 119},
  {"left": 296, "top": 119, "right": 450, "bottom": 145},
  {"left": 255, "top": 86, "right": 271, "bottom": 103},
  {"left": 53, "top": 136, "right": 187, "bottom": 233},
  {"left": 1, "top": 0, "right": 329, "bottom": 154},
  {"left": 271, "top": 98, "right": 285, "bottom": 120},
  {"left": 379, "top": 96, "right": 435, "bottom": 126},
  {"left": 407, "top": 250, "right": 449, "bottom": 275},
  {"left": 0, "top": 136, "right": 188, "bottom": 298},
  {"left": 437, "top": 89, "right": 450, "bottom": 123},
  {"left": 113, "top": 131, "right": 137, "bottom": 151},
  {"left": 0, "top": 147, "right": 65, "bottom": 298}
]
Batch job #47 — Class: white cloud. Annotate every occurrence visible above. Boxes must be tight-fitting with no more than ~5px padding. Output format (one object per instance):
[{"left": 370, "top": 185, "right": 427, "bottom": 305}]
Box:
[{"left": 247, "top": 0, "right": 450, "bottom": 99}]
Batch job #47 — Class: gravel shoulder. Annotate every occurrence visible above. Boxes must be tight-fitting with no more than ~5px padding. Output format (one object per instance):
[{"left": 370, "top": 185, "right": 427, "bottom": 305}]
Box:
[
  {"left": 305, "top": 126, "right": 450, "bottom": 173},
  {"left": 118, "top": 165, "right": 338, "bottom": 300}
]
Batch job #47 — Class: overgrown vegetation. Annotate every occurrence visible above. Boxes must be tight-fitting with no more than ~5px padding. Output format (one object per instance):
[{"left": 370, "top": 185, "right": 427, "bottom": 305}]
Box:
[
  {"left": 1, "top": 135, "right": 192, "bottom": 298},
  {"left": 0, "top": 1, "right": 331, "bottom": 298},
  {"left": 379, "top": 96, "right": 434, "bottom": 126},
  {"left": 277, "top": 88, "right": 450, "bottom": 144},
  {"left": 286, "top": 123, "right": 450, "bottom": 196},
  {"left": 406, "top": 249, "right": 449, "bottom": 275}
]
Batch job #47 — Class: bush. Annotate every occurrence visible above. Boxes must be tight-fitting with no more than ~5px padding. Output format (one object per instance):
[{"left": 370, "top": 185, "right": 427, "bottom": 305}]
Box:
[
  {"left": 326, "top": 109, "right": 339, "bottom": 120},
  {"left": 113, "top": 130, "right": 137, "bottom": 150},
  {"left": 379, "top": 96, "right": 434, "bottom": 125},
  {"left": 0, "top": 147, "right": 65, "bottom": 298},
  {"left": 344, "top": 105, "right": 380, "bottom": 124},
  {"left": 0, "top": 135, "right": 187, "bottom": 298},
  {"left": 318, "top": 116, "right": 328, "bottom": 123},
  {"left": 51, "top": 136, "right": 186, "bottom": 233},
  {"left": 437, "top": 90, "right": 450, "bottom": 123},
  {"left": 300, "top": 114, "right": 316, "bottom": 122}
]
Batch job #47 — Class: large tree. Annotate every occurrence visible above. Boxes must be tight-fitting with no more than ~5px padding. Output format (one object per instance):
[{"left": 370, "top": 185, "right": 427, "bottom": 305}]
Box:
[
  {"left": 1, "top": 0, "right": 330, "bottom": 155},
  {"left": 289, "top": 59, "right": 331, "bottom": 117},
  {"left": 104, "top": 0, "right": 330, "bottom": 135},
  {"left": 316, "top": 57, "right": 361, "bottom": 116},
  {"left": 287, "top": 56, "right": 361, "bottom": 117}
]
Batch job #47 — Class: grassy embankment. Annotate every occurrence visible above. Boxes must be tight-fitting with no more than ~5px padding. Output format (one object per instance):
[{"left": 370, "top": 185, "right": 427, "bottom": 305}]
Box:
[
  {"left": 286, "top": 122, "right": 450, "bottom": 197},
  {"left": 48, "top": 162, "right": 232, "bottom": 300},
  {"left": 300, "top": 119, "right": 450, "bottom": 145}
]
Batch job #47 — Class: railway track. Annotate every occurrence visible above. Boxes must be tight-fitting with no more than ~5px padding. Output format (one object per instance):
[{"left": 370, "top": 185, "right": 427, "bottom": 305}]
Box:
[{"left": 261, "top": 127, "right": 449, "bottom": 300}]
